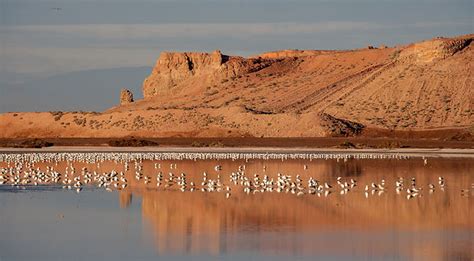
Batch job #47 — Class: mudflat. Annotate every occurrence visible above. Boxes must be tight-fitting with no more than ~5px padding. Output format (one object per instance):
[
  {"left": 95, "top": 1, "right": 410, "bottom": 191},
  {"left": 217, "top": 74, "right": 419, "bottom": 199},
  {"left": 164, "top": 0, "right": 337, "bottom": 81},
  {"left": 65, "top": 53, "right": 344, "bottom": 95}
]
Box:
[
  {"left": 1, "top": 146, "right": 473, "bottom": 159},
  {"left": 0, "top": 136, "right": 473, "bottom": 149}
]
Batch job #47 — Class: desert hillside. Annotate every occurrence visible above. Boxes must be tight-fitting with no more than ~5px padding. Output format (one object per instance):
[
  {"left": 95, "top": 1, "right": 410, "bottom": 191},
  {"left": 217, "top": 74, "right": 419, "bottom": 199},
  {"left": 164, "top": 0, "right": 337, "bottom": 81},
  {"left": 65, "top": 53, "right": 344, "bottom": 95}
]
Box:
[{"left": 0, "top": 34, "right": 472, "bottom": 139}]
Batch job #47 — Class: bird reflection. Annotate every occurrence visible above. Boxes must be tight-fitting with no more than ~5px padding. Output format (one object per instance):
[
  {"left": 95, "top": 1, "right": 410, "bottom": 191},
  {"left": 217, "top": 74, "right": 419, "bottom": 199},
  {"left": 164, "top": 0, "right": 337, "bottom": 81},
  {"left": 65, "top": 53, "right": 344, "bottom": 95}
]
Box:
[{"left": 0, "top": 153, "right": 473, "bottom": 260}]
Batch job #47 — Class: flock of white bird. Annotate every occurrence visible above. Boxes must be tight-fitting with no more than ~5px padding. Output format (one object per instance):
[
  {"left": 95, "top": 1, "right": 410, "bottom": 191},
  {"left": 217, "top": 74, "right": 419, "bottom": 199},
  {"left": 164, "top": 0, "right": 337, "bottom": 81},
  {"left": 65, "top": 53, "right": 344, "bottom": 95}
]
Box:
[
  {"left": 0, "top": 151, "right": 410, "bottom": 164},
  {"left": 0, "top": 152, "right": 472, "bottom": 199}
]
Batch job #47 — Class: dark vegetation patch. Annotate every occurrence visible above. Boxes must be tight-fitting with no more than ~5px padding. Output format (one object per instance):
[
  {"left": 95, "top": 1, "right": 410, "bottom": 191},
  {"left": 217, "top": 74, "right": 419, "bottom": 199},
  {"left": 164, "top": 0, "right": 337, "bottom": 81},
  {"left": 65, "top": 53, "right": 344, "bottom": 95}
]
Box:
[
  {"left": 444, "top": 131, "right": 473, "bottom": 142},
  {"left": 374, "top": 141, "right": 410, "bottom": 149},
  {"left": 12, "top": 139, "right": 54, "bottom": 148},
  {"left": 191, "top": 141, "right": 225, "bottom": 147},
  {"left": 321, "top": 113, "right": 365, "bottom": 137},
  {"left": 243, "top": 105, "right": 274, "bottom": 115},
  {"left": 71, "top": 111, "right": 100, "bottom": 115},
  {"left": 108, "top": 138, "right": 159, "bottom": 147},
  {"left": 73, "top": 118, "right": 87, "bottom": 126},
  {"left": 50, "top": 111, "right": 64, "bottom": 121},
  {"left": 338, "top": 141, "right": 357, "bottom": 148},
  {"left": 390, "top": 49, "right": 401, "bottom": 60}
]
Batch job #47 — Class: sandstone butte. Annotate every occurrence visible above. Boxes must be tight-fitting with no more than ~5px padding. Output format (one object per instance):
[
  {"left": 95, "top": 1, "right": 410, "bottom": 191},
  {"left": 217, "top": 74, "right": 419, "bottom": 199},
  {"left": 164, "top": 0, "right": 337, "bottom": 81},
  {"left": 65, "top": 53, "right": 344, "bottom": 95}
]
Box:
[{"left": 0, "top": 34, "right": 472, "bottom": 139}]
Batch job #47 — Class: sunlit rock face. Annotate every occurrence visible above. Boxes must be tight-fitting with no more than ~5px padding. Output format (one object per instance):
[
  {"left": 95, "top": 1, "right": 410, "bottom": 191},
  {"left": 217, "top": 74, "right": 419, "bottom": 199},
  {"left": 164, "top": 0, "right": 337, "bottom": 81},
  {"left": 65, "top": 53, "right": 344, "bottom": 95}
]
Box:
[
  {"left": 399, "top": 35, "right": 473, "bottom": 63},
  {"left": 119, "top": 89, "right": 134, "bottom": 105},
  {"left": 142, "top": 50, "right": 271, "bottom": 98}
]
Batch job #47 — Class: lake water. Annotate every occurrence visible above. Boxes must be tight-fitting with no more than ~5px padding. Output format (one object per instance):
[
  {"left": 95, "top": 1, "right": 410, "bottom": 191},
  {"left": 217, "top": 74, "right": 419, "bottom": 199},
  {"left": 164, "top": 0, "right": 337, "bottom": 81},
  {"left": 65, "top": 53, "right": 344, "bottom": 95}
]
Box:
[{"left": 0, "top": 152, "right": 473, "bottom": 261}]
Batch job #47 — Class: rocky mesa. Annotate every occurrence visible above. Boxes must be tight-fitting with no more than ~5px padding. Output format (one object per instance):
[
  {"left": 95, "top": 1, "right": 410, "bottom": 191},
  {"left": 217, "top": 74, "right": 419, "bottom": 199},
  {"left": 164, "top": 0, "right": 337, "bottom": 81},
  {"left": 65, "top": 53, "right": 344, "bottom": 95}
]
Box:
[
  {"left": 0, "top": 34, "right": 472, "bottom": 140},
  {"left": 142, "top": 50, "right": 272, "bottom": 98}
]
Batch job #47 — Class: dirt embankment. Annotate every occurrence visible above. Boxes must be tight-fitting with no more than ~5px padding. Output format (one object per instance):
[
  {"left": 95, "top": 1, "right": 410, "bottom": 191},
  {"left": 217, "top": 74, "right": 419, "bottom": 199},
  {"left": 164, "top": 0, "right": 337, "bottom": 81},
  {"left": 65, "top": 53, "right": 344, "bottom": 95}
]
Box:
[{"left": 1, "top": 127, "right": 473, "bottom": 149}]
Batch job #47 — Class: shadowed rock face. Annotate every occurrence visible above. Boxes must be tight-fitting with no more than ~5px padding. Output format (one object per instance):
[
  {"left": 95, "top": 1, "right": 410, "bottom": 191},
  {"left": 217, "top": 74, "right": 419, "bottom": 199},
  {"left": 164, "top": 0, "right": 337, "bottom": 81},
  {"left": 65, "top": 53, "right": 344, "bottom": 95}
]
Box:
[
  {"left": 120, "top": 89, "right": 134, "bottom": 105},
  {"left": 320, "top": 113, "right": 365, "bottom": 137}
]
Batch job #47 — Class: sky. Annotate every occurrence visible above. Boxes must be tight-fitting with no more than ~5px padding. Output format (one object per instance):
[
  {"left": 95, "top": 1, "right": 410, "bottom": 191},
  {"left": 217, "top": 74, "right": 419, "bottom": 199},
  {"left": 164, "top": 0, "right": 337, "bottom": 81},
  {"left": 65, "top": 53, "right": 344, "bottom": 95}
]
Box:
[{"left": 0, "top": 0, "right": 472, "bottom": 112}]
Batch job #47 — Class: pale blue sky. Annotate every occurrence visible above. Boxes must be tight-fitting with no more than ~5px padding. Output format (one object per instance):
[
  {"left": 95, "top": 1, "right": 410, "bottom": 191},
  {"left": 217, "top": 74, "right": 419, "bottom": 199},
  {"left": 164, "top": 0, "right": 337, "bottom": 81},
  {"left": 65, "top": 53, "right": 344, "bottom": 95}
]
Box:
[{"left": 0, "top": 0, "right": 472, "bottom": 112}]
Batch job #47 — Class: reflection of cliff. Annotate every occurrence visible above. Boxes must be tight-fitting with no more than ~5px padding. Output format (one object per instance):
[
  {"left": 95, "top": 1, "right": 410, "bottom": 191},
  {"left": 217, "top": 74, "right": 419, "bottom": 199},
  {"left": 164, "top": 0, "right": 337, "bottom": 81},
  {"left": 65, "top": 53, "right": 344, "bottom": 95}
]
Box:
[
  {"left": 137, "top": 189, "right": 472, "bottom": 255},
  {"left": 3, "top": 157, "right": 472, "bottom": 259},
  {"left": 119, "top": 191, "right": 132, "bottom": 209},
  {"left": 131, "top": 158, "right": 473, "bottom": 258}
]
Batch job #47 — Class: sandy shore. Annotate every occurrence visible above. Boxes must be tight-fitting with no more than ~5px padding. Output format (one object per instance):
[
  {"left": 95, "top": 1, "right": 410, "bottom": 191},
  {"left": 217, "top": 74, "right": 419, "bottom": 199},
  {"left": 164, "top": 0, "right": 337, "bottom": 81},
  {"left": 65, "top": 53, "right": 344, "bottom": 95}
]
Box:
[{"left": 1, "top": 146, "right": 473, "bottom": 158}]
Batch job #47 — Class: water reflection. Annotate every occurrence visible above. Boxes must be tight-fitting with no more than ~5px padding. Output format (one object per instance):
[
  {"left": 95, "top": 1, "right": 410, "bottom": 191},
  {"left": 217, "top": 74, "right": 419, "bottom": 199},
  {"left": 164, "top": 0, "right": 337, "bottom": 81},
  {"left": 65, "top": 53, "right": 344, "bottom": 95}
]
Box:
[
  {"left": 112, "top": 158, "right": 474, "bottom": 259},
  {"left": 0, "top": 156, "right": 473, "bottom": 260}
]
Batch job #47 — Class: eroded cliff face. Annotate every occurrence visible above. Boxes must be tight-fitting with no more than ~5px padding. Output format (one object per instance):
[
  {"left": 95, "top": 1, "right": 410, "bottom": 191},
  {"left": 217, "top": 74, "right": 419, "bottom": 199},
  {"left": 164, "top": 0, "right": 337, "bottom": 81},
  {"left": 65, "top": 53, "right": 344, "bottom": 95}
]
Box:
[
  {"left": 119, "top": 89, "right": 134, "bottom": 105},
  {"left": 399, "top": 35, "right": 473, "bottom": 63},
  {"left": 142, "top": 50, "right": 271, "bottom": 98}
]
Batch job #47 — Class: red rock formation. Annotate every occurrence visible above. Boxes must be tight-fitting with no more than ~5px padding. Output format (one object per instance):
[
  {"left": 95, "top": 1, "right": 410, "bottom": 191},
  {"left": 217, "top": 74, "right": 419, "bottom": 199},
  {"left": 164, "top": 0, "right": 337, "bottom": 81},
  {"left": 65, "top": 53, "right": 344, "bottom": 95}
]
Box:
[
  {"left": 142, "top": 50, "right": 271, "bottom": 98},
  {"left": 120, "top": 89, "right": 134, "bottom": 105},
  {"left": 399, "top": 34, "right": 473, "bottom": 63}
]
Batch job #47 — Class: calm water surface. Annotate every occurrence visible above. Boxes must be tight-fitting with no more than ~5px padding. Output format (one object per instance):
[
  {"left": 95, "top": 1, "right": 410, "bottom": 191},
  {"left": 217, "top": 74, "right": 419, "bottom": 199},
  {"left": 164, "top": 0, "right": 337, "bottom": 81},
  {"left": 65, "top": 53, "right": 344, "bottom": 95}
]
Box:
[{"left": 0, "top": 155, "right": 473, "bottom": 261}]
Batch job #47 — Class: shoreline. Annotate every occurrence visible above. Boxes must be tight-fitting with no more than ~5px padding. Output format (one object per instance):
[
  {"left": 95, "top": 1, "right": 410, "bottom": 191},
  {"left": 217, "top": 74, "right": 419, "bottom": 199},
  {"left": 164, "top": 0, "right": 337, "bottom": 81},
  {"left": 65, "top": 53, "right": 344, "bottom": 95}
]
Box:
[
  {"left": 1, "top": 146, "right": 473, "bottom": 158},
  {"left": 1, "top": 137, "right": 473, "bottom": 149}
]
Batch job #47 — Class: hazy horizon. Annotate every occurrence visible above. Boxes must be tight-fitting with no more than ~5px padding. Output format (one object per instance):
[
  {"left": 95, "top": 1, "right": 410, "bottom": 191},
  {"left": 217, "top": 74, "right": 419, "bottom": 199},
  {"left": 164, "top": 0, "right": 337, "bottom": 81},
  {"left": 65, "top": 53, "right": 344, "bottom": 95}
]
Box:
[{"left": 1, "top": 0, "right": 472, "bottom": 112}]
